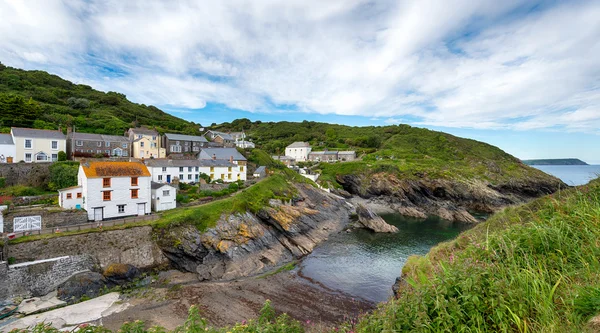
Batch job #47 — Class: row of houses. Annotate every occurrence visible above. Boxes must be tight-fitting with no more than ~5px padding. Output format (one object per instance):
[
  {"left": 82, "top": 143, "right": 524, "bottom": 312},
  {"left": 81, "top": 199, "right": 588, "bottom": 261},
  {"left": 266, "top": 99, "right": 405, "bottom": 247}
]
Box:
[
  {"left": 277, "top": 141, "right": 356, "bottom": 165},
  {"left": 0, "top": 127, "right": 254, "bottom": 163}
]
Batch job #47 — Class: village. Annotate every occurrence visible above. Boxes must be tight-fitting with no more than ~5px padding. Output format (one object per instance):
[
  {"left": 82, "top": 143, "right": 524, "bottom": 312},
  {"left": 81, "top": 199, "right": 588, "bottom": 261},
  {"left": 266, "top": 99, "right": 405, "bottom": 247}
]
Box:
[{"left": 0, "top": 127, "right": 355, "bottom": 238}]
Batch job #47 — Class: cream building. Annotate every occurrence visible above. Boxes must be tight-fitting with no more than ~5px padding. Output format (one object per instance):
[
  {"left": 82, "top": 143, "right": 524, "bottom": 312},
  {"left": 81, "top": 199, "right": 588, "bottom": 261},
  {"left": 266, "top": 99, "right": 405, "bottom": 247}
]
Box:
[
  {"left": 11, "top": 127, "right": 66, "bottom": 163},
  {"left": 126, "top": 127, "right": 165, "bottom": 159},
  {"left": 285, "top": 142, "right": 312, "bottom": 162}
]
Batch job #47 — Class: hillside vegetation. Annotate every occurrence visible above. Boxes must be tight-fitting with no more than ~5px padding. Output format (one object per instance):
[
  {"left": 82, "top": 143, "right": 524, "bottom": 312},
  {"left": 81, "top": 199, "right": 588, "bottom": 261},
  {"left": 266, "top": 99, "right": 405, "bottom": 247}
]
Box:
[
  {"left": 0, "top": 63, "right": 196, "bottom": 134},
  {"left": 523, "top": 158, "right": 589, "bottom": 166}
]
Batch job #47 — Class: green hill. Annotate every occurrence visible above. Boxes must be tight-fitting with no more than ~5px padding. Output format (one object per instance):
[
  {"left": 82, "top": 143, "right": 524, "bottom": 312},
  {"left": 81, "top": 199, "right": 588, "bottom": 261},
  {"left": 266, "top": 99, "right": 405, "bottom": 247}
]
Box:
[
  {"left": 522, "top": 158, "right": 588, "bottom": 165},
  {"left": 0, "top": 63, "right": 197, "bottom": 135}
]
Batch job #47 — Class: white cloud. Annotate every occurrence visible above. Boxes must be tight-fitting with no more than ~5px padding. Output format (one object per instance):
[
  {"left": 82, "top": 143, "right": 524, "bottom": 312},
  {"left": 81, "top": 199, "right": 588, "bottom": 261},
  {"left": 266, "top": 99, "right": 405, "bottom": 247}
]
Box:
[{"left": 0, "top": 0, "right": 598, "bottom": 133}]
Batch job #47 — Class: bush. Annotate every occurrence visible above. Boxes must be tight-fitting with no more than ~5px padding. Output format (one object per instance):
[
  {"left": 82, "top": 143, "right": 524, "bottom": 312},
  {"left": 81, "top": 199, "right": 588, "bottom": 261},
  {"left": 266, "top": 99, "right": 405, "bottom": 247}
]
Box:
[
  {"left": 67, "top": 97, "right": 90, "bottom": 109},
  {"left": 57, "top": 151, "right": 67, "bottom": 161},
  {"left": 0, "top": 177, "right": 5, "bottom": 188},
  {"left": 48, "top": 162, "right": 78, "bottom": 191}
]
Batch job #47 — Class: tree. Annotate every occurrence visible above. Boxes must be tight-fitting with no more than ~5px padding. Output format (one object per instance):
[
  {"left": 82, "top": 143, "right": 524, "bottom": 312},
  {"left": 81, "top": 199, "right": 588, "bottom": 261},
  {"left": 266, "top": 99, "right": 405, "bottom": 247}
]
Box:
[
  {"left": 67, "top": 97, "right": 90, "bottom": 109},
  {"left": 47, "top": 162, "right": 78, "bottom": 191},
  {"left": 57, "top": 151, "right": 67, "bottom": 161}
]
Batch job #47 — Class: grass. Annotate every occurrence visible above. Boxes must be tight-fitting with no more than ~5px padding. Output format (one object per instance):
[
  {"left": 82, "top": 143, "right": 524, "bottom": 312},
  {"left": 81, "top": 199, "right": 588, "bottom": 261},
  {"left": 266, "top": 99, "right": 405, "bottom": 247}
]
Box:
[
  {"left": 0, "top": 185, "right": 54, "bottom": 197},
  {"left": 338, "top": 178, "right": 600, "bottom": 332},
  {"left": 257, "top": 261, "right": 297, "bottom": 279}
]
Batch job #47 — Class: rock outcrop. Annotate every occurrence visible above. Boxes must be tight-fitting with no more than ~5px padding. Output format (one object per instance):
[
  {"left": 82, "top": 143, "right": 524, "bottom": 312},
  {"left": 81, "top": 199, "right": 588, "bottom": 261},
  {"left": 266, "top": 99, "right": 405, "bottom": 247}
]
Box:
[
  {"left": 355, "top": 204, "right": 398, "bottom": 233},
  {"left": 337, "top": 173, "right": 565, "bottom": 223},
  {"left": 157, "top": 183, "right": 352, "bottom": 281},
  {"left": 103, "top": 263, "right": 141, "bottom": 285},
  {"left": 57, "top": 272, "right": 107, "bottom": 303}
]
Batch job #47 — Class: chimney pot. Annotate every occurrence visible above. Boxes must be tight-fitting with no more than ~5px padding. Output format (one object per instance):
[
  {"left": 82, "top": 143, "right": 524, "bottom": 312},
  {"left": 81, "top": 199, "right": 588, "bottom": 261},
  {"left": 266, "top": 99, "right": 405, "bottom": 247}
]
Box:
[
  {"left": 230, "top": 155, "right": 233, "bottom": 163},
  {"left": 212, "top": 154, "right": 216, "bottom": 160}
]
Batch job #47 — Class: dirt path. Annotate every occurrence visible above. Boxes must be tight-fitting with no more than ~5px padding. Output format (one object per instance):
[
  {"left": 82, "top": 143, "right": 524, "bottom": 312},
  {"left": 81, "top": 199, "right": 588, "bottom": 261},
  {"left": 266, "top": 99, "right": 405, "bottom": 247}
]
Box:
[{"left": 101, "top": 269, "right": 374, "bottom": 331}]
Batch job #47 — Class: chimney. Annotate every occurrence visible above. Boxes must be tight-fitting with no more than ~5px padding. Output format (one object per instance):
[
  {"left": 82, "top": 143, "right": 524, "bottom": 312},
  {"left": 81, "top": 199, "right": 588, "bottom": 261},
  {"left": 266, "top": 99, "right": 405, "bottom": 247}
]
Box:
[
  {"left": 229, "top": 155, "right": 233, "bottom": 163},
  {"left": 67, "top": 126, "right": 72, "bottom": 134},
  {"left": 212, "top": 154, "right": 216, "bottom": 160}
]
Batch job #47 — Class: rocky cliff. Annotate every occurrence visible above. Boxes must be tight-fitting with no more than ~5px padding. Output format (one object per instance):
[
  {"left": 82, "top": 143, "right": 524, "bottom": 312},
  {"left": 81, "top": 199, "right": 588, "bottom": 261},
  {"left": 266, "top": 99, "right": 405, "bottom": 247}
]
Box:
[
  {"left": 155, "top": 183, "right": 351, "bottom": 280},
  {"left": 337, "top": 172, "right": 565, "bottom": 223}
]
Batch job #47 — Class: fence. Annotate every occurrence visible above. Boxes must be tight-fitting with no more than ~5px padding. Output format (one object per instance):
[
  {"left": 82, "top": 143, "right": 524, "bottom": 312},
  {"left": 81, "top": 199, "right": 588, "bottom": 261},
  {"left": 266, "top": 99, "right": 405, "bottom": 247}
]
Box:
[{"left": 4, "top": 214, "right": 159, "bottom": 240}]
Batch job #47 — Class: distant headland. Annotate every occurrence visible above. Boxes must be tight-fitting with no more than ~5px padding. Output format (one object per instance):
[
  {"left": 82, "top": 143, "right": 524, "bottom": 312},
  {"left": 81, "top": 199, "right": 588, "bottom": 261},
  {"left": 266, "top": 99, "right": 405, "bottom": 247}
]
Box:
[{"left": 522, "top": 158, "right": 588, "bottom": 166}]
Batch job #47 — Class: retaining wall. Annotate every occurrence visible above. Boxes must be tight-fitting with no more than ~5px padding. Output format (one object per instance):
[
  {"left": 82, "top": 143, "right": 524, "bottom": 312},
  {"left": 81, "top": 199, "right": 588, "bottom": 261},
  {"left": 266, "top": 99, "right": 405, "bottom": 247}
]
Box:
[
  {"left": 3, "top": 207, "right": 88, "bottom": 233},
  {"left": 0, "top": 163, "right": 52, "bottom": 187},
  {"left": 0, "top": 255, "right": 96, "bottom": 301}
]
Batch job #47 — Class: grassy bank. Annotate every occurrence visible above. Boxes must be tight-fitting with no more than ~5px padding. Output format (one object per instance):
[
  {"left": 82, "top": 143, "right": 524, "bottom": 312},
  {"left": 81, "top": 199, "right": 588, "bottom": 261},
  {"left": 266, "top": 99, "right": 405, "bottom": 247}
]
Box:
[{"left": 343, "top": 178, "right": 600, "bottom": 332}]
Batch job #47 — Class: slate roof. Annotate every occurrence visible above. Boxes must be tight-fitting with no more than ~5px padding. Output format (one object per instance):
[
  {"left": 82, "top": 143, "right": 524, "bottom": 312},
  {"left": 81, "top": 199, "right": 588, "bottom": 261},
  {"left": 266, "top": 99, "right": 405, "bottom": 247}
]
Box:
[
  {"left": 164, "top": 133, "right": 208, "bottom": 142},
  {"left": 11, "top": 127, "right": 66, "bottom": 140},
  {"left": 198, "top": 148, "right": 246, "bottom": 161},
  {"left": 145, "top": 159, "right": 236, "bottom": 168},
  {"left": 81, "top": 161, "right": 151, "bottom": 178},
  {"left": 310, "top": 151, "right": 338, "bottom": 155},
  {"left": 254, "top": 166, "right": 266, "bottom": 174},
  {"left": 287, "top": 142, "right": 310, "bottom": 148},
  {"left": 151, "top": 181, "right": 176, "bottom": 190},
  {"left": 70, "top": 132, "right": 130, "bottom": 142},
  {"left": 0, "top": 134, "right": 13, "bottom": 145},
  {"left": 338, "top": 151, "right": 356, "bottom": 155},
  {"left": 128, "top": 127, "right": 158, "bottom": 136}
]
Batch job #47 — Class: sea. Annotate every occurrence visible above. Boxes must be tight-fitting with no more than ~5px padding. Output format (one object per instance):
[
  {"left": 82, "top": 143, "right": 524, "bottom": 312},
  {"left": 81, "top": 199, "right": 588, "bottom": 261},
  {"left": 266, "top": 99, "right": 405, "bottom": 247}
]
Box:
[{"left": 531, "top": 165, "right": 600, "bottom": 186}]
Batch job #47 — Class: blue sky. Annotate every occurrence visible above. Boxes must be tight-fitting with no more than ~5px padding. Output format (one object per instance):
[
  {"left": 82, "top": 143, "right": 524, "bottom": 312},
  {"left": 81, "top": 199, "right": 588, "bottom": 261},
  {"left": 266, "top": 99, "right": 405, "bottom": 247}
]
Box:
[{"left": 1, "top": 0, "right": 599, "bottom": 163}]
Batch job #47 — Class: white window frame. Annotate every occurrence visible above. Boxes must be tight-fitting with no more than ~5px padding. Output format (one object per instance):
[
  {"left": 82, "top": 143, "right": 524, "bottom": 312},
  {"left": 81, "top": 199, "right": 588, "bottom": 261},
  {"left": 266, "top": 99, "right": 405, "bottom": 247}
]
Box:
[
  {"left": 25, "top": 139, "right": 32, "bottom": 149},
  {"left": 117, "top": 204, "right": 125, "bottom": 213},
  {"left": 163, "top": 190, "right": 170, "bottom": 196},
  {"left": 162, "top": 167, "right": 167, "bottom": 172},
  {"left": 51, "top": 141, "right": 58, "bottom": 150},
  {"left": 36, "top": 152, "right": 47, "bottom": 161},
  {"left": 52, "top": 154, "right": 58, "bottom": 161},
  {"left": 105, "top": 141, "right": 110, "bottom": 147},
  {"left": 122, "top": 143, "right": 128, "bottom": 148},
  {"left": 76, "top": 140, "right": 83, "bottom": 146},
  {"left": 97, "top": 141, "right": 102, "bottom": 147},
  {"left": 158, "top": 175, "right": 163, "bottom": 181},
  {"left": 140, "top": 142, "right": 145, "bottom": 147},
  {"left": 25, "top": 153, "right": 32, "bottom": 162}
]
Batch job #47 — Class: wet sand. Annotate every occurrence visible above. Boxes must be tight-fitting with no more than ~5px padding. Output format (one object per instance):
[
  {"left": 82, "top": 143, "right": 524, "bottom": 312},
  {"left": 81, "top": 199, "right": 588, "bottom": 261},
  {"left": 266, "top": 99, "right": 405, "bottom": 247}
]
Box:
[{"left": 101, "top": 268, "right": 375, "bottom": 332}]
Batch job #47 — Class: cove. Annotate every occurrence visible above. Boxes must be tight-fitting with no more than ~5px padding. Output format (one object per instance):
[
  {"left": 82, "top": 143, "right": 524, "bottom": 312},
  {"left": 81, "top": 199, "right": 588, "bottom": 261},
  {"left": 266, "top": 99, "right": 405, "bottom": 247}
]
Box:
[{"left": 299, "top": 214, "right": 471, "bottom": 303}]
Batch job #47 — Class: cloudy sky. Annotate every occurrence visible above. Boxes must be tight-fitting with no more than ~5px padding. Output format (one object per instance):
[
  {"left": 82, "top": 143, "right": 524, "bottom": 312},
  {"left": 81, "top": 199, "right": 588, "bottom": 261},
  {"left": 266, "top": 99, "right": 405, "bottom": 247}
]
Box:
[{"left": 1, "top": 0, "right": 599, "bottom": 162}]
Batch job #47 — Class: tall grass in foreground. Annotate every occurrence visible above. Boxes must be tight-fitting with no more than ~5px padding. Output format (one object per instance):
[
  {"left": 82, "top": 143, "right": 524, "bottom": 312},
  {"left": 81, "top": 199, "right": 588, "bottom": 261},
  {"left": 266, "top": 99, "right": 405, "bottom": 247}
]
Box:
[{"left": 341, "top": 180, "right": 600, "bottom": 332}]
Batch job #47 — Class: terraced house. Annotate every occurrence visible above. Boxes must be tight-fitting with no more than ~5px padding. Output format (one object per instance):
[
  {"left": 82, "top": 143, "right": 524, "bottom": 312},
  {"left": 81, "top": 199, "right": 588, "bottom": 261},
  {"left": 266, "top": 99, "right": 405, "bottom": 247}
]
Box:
[
  {"left": 145, "top": 158, "right": 245, "bottom": 184},
  {"left": 162, "top": 133, "right": 208, "bottom": 156},
  {"left": 67, "top": 132, "right": 130, "bottom": 158},
  {"left": 10, "top": 127, "right": 66, "bottom": 163},
  {"left": 126, "top": 127, "right": 165, "bottom": 159},
  {"left": 58, "top": 161, "right": 152, "bottom": 221}
]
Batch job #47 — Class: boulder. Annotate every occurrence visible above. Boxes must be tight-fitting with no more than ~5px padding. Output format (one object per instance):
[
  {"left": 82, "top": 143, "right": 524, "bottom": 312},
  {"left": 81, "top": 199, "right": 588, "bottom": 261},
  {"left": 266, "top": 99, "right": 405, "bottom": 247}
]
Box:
[
  {"left": 103, "top": 263, "right": 141, "bottom": 285},
  {"left": 356, "top": 204, "right": 399, "bottom": 233},
  {"left": 57, "top": 272, "right": 107, "bottom": 303}
]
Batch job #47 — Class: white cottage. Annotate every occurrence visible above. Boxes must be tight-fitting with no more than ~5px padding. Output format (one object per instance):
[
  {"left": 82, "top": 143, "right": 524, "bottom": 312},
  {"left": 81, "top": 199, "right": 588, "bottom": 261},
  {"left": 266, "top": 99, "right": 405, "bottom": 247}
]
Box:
[
  {"left": 151, "top": 182, "right": 177, "bottom": 212},
  {"left": 11, "top": 127, "right": 66, "bottom": 163},
  {"left": 285, "top": 142, "right": 311, "bottom": 162},
  {"left": 64, "top": 161, "right": 152, "bottom": 221},
  {"left": 0, "top": 134, "right": 16, "bottom": 163},
  {"left": 57, "top": 185, "right": 84, "bottom": 209},
  {"left": 145, "top": 158, "right": 246, "bottom": 183}
]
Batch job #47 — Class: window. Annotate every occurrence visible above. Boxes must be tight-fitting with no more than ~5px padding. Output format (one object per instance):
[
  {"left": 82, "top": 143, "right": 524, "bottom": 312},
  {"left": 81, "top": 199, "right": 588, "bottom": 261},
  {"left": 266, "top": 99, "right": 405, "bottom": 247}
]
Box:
[
  {"left": 25, "top": 153, "right": 32, "bottom": 162},
  {"left": 137, "top": 135, "right": 142, "bottom": 139},
  {"left": 188, "top": 174, "right": 192, "bottom": 180},
  {"left": 140, "top": 142, "right": 145, "bottom": 147},
  {"left": 103, "top": 178, "right": 111, "bottom": 187},
  {"left": 66, "top": 193, "right": 72, "bottom": 199},
  {"left": 184, "top": 147, "right": 189, "bottom": 152},
  {"left": 158, "top": 175, "right": 163, "bottom": 181},
  {"left": 184, "top": 141, "right": 189, "bottom": 146},
  {"left": 210, "top": 167, "right": 214, "bottom": 172},
  {"left": 228, "top": 174, "right": 232, "bottom": 180},
  {"left": 103, "top": 191, "right": 111, "bottom": 201},
  {"left": 237, "top": 174, "right": 240, "bottom": 180},
  {"left": 36, "top": 153, "right": 47, "bottom": 161},
  {"left": 131, "top": 189, "right": 138, "bottom": 199},
  {"left": 151, "top": 143, "right": 156, "bottom": 148},
  {"left": 171, "top": 145, "right": 182, "bottom": 152},
  {"left": 163, "top": 190, "right": 170, "bottom": 196},
  {"left": 228, "top": 167, "right": 232, "bottom": 172},
  {"left": 122, "top": 143, "right": 128, "bottom": 148},
  {"left": 24, "top": 139, "right": 32, "bottom": 149},
  {"left": 195, "top": 167, "right": 199, "bottom": 172},
  {"left": 152, "top": 136, "right": 157, "bottom": 140},
  {"left": 131, "top": 177, "right": 138, "bottom": 186},
  {"left": 97, "top": 150, "right": 102, "bottom": 154},
  {"left": 175, "top": 141, "right": 180, "bottom": 145},
  {"left": 118, "top": 205, "right": 125, "bottom": 213},
  {"left": 188, "top": 167, "right": 192, "bottom": 172},
  {"left": 105, "top": 150, "right": 110, "bottom": 154},
  {"left": 97, "top": 142, "right": 102, "bottom": 147},
  {"left": 105, "top": 142, "right": 110, "bottom": 147},
  {"left": 210, "top": 174, "right": 214, "bottom": 179},
  {"left": 76, "top": 192, "right": 82, "bottom": 199},
  {"left": 195, "top": 174, "right": 199, "bottom": 180},
  {"left": 76, "top": 140, "right": 83, "bottom": 146},
  {"left": 179, "top": 174, "right": 183, "bottom": 180},
  {"left": 179, "top": 167, "right": 184, "bottom": 172},
  {"left": 240, "top": 166, "right": 244, "bottom": 172},
  {"left": 220, "top": 174, "right": 225, "bottom": 180},
  {"left": 162, "top": 167, "right": 167, "bottom": 172},
  {"left": 52, "top": 141, "right": 58, "bottom": 149},
  {"left": 52, "top": 154, "right": 58, "bottom": 161}
]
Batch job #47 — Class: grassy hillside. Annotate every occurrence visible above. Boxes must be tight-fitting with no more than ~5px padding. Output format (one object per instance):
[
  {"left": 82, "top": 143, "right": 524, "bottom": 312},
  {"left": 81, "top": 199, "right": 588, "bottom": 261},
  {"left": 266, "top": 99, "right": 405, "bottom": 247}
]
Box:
[
  {"left": 523, "top": 158, "right": 589, "bottom": 166},
  {"left": 0, "top": 63, "right": 197, "bottom": 135}
]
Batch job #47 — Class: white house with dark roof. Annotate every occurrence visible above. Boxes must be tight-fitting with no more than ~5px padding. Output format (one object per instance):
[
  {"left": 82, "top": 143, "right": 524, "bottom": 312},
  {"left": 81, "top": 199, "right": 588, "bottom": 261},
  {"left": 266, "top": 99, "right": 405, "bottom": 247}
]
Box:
[
  {"left": 146, "top": 157, "right": 246, "bottom": 183},
  {"left": 151, "top": 182, "right": 177, "bottom": 212},
  {"left": 11, "top": 127, "right": 66, "bottom": 163},
  {"left": 285, "top": 142, "right": 312, "bottom": 162},
  {"left": 58, "top": 161, "right": 152, "bottom": 221},
  {"left": 0, "top": 133, "right": 16, "bottom": 163}
]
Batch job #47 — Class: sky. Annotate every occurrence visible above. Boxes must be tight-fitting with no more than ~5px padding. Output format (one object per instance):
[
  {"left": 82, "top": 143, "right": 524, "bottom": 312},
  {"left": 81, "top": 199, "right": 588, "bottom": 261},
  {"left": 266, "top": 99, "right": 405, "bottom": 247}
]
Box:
[{"left": 0, "top": 0, "right": 599, "bottom": 163}]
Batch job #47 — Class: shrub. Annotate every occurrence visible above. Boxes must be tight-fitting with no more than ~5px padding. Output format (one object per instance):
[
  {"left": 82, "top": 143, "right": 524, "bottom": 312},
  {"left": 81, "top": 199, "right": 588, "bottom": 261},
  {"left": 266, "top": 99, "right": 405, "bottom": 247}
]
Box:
[
  {"left": 0, "top": 177, "right": 5, "bottom": 188},
  {"left": 57, "top": 151, "right": 67, "bottom": 161}
]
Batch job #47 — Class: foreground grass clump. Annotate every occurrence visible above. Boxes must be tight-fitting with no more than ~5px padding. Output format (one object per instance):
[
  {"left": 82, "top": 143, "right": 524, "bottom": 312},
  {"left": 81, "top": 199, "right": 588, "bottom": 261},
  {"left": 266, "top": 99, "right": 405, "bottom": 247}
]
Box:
[
  {"left": 9, "top": 301, "right": 304, "bottom": 333},
  {"left": 340, "top": 179, "right": 600, "bottom": 332}
]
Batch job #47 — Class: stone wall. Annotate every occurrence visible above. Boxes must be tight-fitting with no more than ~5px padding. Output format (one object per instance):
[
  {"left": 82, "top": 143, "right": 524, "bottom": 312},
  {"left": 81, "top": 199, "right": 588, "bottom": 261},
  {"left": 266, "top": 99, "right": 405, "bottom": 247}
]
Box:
[
  {"left": 0, "top": 163, "right": 52, "bottom": 187},
  {"left": 0, "top": 255, "right": 96, "bottom": 301},
  {"left": 3, "top": 207, "right": 88, "bottom": 233},
  {"left": 8, "top": 226, "right": 168, "bottom": 269}
]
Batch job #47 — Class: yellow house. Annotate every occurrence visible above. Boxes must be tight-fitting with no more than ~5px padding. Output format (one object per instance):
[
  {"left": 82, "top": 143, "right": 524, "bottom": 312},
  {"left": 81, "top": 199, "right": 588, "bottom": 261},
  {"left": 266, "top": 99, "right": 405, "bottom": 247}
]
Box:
[
  {"left": 126, "top": 128, "right": 165, "bottom": 159},
  {"left": 11, "top": 127, "right": 66, "bottom": 163}
]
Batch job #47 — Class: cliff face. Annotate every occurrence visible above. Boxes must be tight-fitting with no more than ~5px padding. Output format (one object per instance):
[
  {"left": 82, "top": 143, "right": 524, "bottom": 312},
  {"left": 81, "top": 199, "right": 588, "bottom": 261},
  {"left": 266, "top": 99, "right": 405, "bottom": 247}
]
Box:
[
  {"left": 337, "top": 172, "right": 565, "bottom": 223},
  {"left": 156, "top": 183, "right": 351, "bottom": 280}
]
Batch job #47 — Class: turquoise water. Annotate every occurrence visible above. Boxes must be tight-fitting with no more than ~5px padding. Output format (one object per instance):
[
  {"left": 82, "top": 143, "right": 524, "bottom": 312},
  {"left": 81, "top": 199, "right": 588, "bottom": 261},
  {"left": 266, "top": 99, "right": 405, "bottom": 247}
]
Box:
[
  {"left": 532, "top": 165, "right": 600, "bottom": 186},
  {"left": 299, "top": 215, "right": 470, "bottom": 303}
]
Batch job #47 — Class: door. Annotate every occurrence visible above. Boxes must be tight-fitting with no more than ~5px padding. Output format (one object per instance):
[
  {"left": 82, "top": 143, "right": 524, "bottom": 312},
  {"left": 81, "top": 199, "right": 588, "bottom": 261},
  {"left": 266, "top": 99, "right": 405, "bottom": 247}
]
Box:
[
  {"left": 94, "top": 208, "right": 103, "bottom": 221},
  {"left": 137, "top": 203, "right": 145, "bottom": 216},
  {"left": 166, "top": 175, "right": 171, "bottom": 183},
  {"left": 161, "top": 202, "right": 172, "bottom": 211}
]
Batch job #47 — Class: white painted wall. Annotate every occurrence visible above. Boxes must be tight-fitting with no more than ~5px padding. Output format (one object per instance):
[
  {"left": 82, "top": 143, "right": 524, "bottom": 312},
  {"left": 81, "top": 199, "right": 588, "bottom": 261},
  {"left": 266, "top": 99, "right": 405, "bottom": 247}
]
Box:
[
  {"left": 152, "top": 185, "right": 177, "bottom": 212},
  {"left": 148, "top": 164, "right": 246, "bottom": 183},
  {"left": 12, "top": 136, "right": 66, "bottom": 163},
  {"left": 0, "top": 205, "right": 6, "bottom": 233},
  {"left": 0, "top": 143, "right": 16, "bottom": 163},
  {"left": 82, "top": 173, "right": 151, "bottom": 221},
  {"left": 285, "top": 146, "right": 312, "bottom": 162},
  {"left": 58, "top": 187, "right": 83, "bottom": 209}
]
